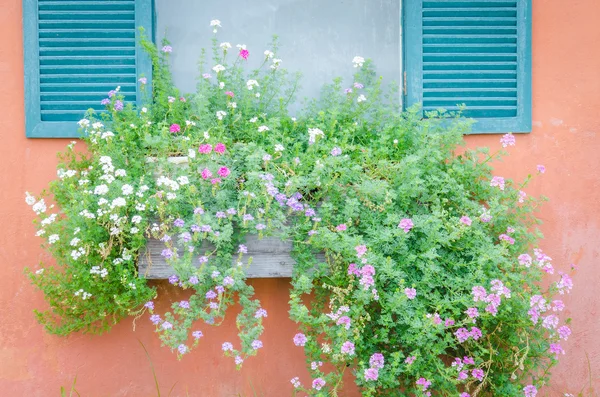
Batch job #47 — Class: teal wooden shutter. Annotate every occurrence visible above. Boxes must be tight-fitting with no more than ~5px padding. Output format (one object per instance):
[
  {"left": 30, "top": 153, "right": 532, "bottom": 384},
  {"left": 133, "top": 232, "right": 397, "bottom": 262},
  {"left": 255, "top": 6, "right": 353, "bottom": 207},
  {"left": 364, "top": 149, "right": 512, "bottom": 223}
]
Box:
[
  {"left": 23, "top": 0, "right": 152, "bottom": 138},
  {"left": 404, "top": 0, "right": 532, "bottom": 133}
]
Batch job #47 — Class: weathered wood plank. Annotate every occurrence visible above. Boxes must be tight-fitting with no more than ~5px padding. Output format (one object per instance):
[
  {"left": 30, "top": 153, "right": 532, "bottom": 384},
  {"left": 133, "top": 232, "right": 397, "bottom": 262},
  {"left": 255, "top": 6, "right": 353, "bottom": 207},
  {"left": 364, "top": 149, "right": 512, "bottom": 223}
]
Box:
[{"left": 138, "top": 234, "right": 313, "bottom": 279}]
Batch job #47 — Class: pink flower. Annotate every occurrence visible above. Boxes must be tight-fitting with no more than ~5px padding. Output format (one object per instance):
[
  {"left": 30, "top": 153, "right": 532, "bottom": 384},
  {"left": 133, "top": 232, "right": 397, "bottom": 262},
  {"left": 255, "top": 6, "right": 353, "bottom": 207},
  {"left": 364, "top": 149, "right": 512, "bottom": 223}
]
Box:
[
  {"left": 312, "top": 378, "right": 325, "bottom": 390},
  {"left": 347, "top": 263, "right": 360, "bottom": 276},
  {"left": 472, "top": 286, "right": 487, "bottom": 302},
  {"left": 499, "top": 233, "right": 515, "bottom": 244},
  {"left": 445, "top": 318, "right": 455, "bottom": 327},
  {"left": 558, "top": 325, "right": 571, "bottom": 340},
  {"left": 355, "top": 245, "right": 367, "bottom": 258},
  {"left": 460, "top": 394, "right": 471, "bottom": 397},
  {"left": 455, "top": 328, "right": 470, "bottom": 343},
  {"left": 225, "top": 91, "right": 234, "bottom": 98},
  {"left": 161, "top": 45, "right": 172, "bottom": 53},
  {"left": 523, "top": 385, "right": 537, "bottom": 397},
  {"left": 293, "top": 333, "right": 307, "bottom": 346},
  {"left": 537, "top": 164, "right": 546, "bottom": 173},
  {"left": 239, "top": 49, "right": 249, "bottom": 60},
  {"left": 490, "top": 176, "right": 505, "bottom": 190},
  {"left": 211, "top": 178, "right": 221, "bottom": 185},
  {"left": 549, "top": 343, "right": 564, "bottom": 357},
  {"left": 336, "top": 316, "right": 351, "bottom": 330},
  {"left": 138, "top": 77, "right": 147, "bottom": 84},
  {"left": 364, "top": 368, "right": 379, "bottom": 381},
  {"left": 198, "top": 144, "right": 213, "bottom": 154},
  {"left": 341, "top": 341, "right": 355, "bottom": 355},
  {"left": 556, "top": 272, "right": 573, "bottom": 294},
  {"left": 470, "top": 327, "right": 482, "bottom": 340},
  {"left": 405, "top": 355, "right": 416, "bottom": 365},
  {"left": 472, "top": 368, "right": 484, "bottom": 381},
  {"left": 500, "top": 133, "right": 516, "bottom": 148},
  {"left": 179, "top": 96, "right": 186, "bottom": 102},
  {"left": 169, "top": 123, "right": 181, "bottom": 133},
  {"left": 465, "top": 307, "right": 479, "bottom": 319},
  {"left": 460, "top": 216, "right": 472, "bottom": 226},
  {"left": 398, "top": 218, "right": 414, "bottom": 233},
  {"left": 404, "top": 287, "right": 417, "bottom": 300},
  {"left": 218, "top": 167, "right": 230, "bottom": 177},
  {"left": 552, "top": 300, "right": 565, "bottom": 312},
  {"left": 416, "top": 377, "right": 432, "bottom": 391},
  {"left": 201, "top": 168, "right": 213, "bottom": 179},
  {"left": 336, "top": 224, "right": 347, "bottom": 231},
  {"left": 518, "top": 190, "right": 527, "bottom": 203},
  {"left": 214, "top": 143, "right": 226, "bottom": 154},
  {"left": 361, "top": 265, "right": 375, "bottom": 277},
  {"left": 518, "top": 254, "right": 532, "bottom": 267},
  {"left": 458, "top": 371, "right": 468, "bottom": 381}
]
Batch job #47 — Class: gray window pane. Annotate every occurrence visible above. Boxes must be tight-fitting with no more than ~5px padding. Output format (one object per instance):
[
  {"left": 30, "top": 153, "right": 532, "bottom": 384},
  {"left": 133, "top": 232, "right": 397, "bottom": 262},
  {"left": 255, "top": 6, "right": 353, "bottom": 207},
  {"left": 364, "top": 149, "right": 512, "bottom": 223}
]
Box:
[{"left": 156, "top": 0, "right": 401, "bottom": 102}]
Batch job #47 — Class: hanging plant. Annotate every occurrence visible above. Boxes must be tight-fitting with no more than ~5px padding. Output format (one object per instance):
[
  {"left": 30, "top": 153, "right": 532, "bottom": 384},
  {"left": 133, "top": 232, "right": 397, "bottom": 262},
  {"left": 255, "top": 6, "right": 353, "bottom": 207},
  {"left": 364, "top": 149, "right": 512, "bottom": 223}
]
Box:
[{"left": 25, "top": 21, "right": 573, "bottom": 397}]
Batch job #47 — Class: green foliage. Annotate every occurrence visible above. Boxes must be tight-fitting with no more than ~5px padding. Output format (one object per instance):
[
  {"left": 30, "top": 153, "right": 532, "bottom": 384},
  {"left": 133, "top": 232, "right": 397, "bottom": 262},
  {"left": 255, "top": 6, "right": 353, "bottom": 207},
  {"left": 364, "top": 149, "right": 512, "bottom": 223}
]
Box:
[{"left": 27, "top": 24, "right": 572, "bottom": 397}]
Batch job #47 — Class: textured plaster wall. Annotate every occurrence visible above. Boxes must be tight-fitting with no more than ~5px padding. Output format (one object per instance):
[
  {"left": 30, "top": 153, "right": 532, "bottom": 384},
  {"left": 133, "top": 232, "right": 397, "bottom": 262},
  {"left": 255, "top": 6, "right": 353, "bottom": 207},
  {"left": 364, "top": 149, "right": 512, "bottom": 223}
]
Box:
[{"left": 0, "top": 0, "right": 598, "bottom": 395}]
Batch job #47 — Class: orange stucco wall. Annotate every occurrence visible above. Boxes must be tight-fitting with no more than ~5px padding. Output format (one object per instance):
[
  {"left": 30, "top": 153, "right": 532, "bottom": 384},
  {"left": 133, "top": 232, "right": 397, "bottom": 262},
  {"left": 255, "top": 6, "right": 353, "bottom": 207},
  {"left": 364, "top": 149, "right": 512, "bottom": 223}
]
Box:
[{"left": 1, "top": 0, "right": 599, "bottom": 395}]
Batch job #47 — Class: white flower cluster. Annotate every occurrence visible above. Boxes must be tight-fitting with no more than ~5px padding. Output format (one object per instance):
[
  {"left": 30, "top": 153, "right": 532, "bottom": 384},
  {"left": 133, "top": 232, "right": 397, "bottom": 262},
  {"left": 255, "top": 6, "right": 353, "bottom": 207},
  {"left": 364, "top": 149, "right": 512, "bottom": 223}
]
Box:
[
  {"left": 308, "top": 128, "right": 325, "bottom": 145},
  {"left": 74, "top": 289, "right": 92, "bottom": 300},
  {"left": 90, "top": 266, "right": 108, "bottom": 278}
]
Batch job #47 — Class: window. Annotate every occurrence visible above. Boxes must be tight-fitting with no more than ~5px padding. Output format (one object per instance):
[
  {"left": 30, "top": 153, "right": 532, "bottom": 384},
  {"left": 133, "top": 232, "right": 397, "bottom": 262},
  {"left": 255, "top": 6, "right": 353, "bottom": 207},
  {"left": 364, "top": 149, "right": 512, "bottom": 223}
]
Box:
[
  {"left": 23, "top": 0, "right": 531, "bottom": 137},
  {"left": 404, "top": 0, "right": 532, "bottom": 133},
  {"left": 23, "top": 0, "right": 152, "bottom": 138},
  {"left": 155, "top": 0, "right": 401, "bottom": 106}
]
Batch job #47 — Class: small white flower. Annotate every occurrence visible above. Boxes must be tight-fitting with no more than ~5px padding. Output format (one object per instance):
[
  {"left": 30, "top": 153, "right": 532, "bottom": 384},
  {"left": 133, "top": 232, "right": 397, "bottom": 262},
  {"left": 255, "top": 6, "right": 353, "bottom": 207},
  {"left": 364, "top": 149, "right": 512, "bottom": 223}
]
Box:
[
  {"left": 41, "top": 214, "right": 57, "bottom": 226},
  {"left": 130, "top": 124, "right": 136, "bottom": 128},
  {"left": 141, "top": 107, "right": 148, "bottom": 113},
  {"left": 115, "top": 169, "right": 126, "bottom": 177},
  {"left": 249, "top": 117, "right": 258, "bottom": 123},
  {"left": 258, "top": 125, "right": 270, "bottom": 132},
  {"left": 264, "top": 50, "right": 274, "bottom": 59},
  {"left": 219, "top": 42, "right": 232, "bottom": 51},
  {"left": 32, "top": 199, "right": 47, "bottom": 214},
  {"left": 393, "top": 139, "right": 399, "bottom": 144},
  {"left": 78, "top": 119, "right": 90, "bottom": 128},
  {"left": 70, "top": 238, "right": 80, "bottom": 247},
  {"left": 25, "top": 192, "right": 36, "bottom": 206},
  {"left": 255, "top": 93, "right": 260, "bottom": 98},
  {"left": 111, "top": 197, "right": 126, "bottom": 208},
  {"left": 308, "top": 128, "right": 325, "bottom": 145},
  {"left": 204, "top": 131, "right": 210, "bottom": 139},
  {"left": 48, "top": 234, "right": 59, "bottom": 244},
  {"left": 94, "top": 184, "right": 109, "bottom": 195},
  {"left": 185, "top": 120, "right": 196, "bottom": 127},
  {"left": 274, "top": 144, "right": 285, "bottom": 152},
  {"left": 131, "top": 227, "right": 139, "bottom": 234},
  {"left": 352, "top": 56, "right": 365, "bottom": 68},
  {"left": 210, "top": 19, "right": 221, "bottom": 32},
  {"left": 246, "top": 79, "right": 259, "bottom": 90},
  {"left": 36, "top": 229, "right": 46, "bottom": 237},
  {"left": 122, "top": 184, "right": 134, "bottom": 196},
  {"left": 177, "top": 176, "right": 189, "bottom": 185},
  {"left": 135, "top": 203, "right": 146, "bottom": 211},
  {"left": 271, "top": 58, "right": 282, "bottom": 70},
  {"left": 291, "top": 117, "right": 297, "bottom": 122},
  {"left": 35, "top": 269, "right": 44, "bottom": 275},
  {"left": 216, "top": 110, "right": 227, "bottom": 120},
  {"left": 188, "top": 148, "right": 196, "bottom": 159},
  {"left": 212, "top": 64, "right": 226, "bottom": 73},
  {"left": 357, "top": 94, "right": 367, "bottom": 103},
  {"left": 166, "top": 192, "right": 177, "bottom": 200},
  {"left": 131, "top": 215, "right": 142, "bottom": 224},
  {"left": 227, "top": 101, "right": 237, "bottom": 109},
  {"left": 219, "top": 82, "right": 225, "bottom": 89}
]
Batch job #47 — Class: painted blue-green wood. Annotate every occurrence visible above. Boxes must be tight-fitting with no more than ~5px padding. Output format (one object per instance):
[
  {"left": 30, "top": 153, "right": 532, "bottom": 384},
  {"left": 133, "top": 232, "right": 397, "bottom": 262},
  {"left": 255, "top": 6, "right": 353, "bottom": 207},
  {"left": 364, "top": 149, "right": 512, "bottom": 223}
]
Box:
[
  {"left": 404, "top": 0, "right": 531, "bottom": 133},
  {"left": 24, "top": 0, "right": 153, "bottom": 138}
]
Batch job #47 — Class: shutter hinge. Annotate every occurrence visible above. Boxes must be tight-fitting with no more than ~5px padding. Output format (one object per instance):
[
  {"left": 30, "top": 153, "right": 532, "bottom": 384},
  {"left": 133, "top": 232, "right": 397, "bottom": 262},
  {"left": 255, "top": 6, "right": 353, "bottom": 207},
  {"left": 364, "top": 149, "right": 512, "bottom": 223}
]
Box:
[{"left": 403, "top": 71, "right": 407, "bottom": 96}]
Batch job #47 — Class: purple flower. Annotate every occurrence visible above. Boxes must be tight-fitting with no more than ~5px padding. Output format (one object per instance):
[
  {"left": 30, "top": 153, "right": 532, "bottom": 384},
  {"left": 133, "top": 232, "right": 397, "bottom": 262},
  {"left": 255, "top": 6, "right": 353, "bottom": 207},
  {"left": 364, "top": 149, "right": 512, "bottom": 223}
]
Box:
[
  {"left": 336, "top": 223, "right": 347, "bottom": 231},
  {"left": 500, "top": 133, "right": 516, "bottom": 148},
  {"left": 192, "top": 330, "right": 203, "bottom": 339},
  {"left": 238, "top": 244, "right": 248, "bottom": 254},
  {"left": 223, "top": 276, "right": 234, "bottom": 286},
  {"left": 255, "top": 223, "right": 266, "bottom": 230},
  {"left": 150, "top": 314, "right": 161, "bottom": 324},
  {"left": 490, "top": 176, "right": 505, "bottom": 190},
  {"left": 364, "top": 368, "right": 379, "bottom": 381},
  {"left": 162, "top": 45, "right": 172, "bottom": 53},
  {"left": 179, "top": 300, "right": 190, "bottom": 309},
  {"left": 251, "top": 340, "right": 263, "bottom": 349},
  {"left": 523, "top": 385, "right": 538, "bottom": 397},
  {"left": 108, "top": 90, "right": 117, "bottom": 97},
  {"left": 455, "top": 327, "right": 470, "bottom": 343},
  {"left": 558, "top": 325, "right": 571, "bottom": 340},
  {"left": 101, "top": 98, "right": 110, "bottom": 105},
  {"left": 235, "top": 356, "right": 243, "bottom": 365},
  {"left": 206, "top": 290, "right": 217, "bottom": 300},
  {"left": 222, "top": 342, "right": 233, "bottom": 352},
  {"left": 178, "top": 344, "right": 187, "bottom": 354},
  {"left": 470, "top": 327, "right": 482, "bottom": 340},
  {"left": 341, "top": 341, "right": 355, "bottom": 355},
  {"left": 255, "top": 308, "right": 268, "bottom": 318},
  {"left": 161, "top": 321, "right": 173, "bottom": 330},
  {"left": 405, "top": 356, "right": 416, "bottom": 365},
  {"left": 243, "top": 214, "right": 254, "bottom": 222},
  {"left": 336, "top": 316, "right": 351, "bottom": 330},
  {"left": 114, "top": 100, "right": 124, "bottom": 111},
  {"left": 331, "top": 147, "right": 342, "bottom": 156},
  {"left": 537, "top": 164, "right": 546, "bottom": 174},
  {"left": 168, "top": 274, "right": 179, "bottom": 284},
  {"left": 369, "top": 353, "right": 385, "bottom": 369},
  {"left": 445, "top": 318, "right": 455, "bottom": 327},
  {"left": 344, "top": 88, "right": 353, "bottom": 94},
  {"left": 293, "top": 333, "right": 307, "bottom": 347},
  {"left": 202, "top": 73, "right": 212, "bottom": 79},
  {"left": 138, "top": 77, "right": 147, "bottom": 84},
  {"left": 460, "top": 216, "right": 472, "bottom": 226},
  {"left": 398, "top": 218, "right": 414, "bottom": 233},
  {"left": 199, "top": 256, "right": 208, "bottom": 264},
  {"left": 404, "top": 287, "right": 417, "bottom": 300},
  {"left": 354, "top": 82, "right": 364, "bottom": 89},
  {"left": 215, "top": 285, "right": 224, "bottom": 294},
  {"left": 144, "top": 301, "right": 154, "bottom": 310},
  {"left": 308, "top": 230, "right": 318, "bottom": 236},
  {"left": 416, "top": 377, "right": 432, "bottom": 392},
  {"left": 465, "top": 307, "right": 479, "bottom": 319},
  {"left": 215, "top": 211, "right": 226, "bottom": 219},
  {"left": 472, "top": 368, "right": 484, "bottom": 381},
  {"left": 173, "top": 218, "right": 185, "bottom": 227}
]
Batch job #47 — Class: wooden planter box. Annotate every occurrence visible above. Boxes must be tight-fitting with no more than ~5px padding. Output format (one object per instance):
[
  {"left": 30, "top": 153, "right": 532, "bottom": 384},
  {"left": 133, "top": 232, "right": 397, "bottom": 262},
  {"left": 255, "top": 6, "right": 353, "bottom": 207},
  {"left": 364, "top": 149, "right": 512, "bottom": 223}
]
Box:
[{"left": 138, "top": 156, "right": 302, "bottom": 279}]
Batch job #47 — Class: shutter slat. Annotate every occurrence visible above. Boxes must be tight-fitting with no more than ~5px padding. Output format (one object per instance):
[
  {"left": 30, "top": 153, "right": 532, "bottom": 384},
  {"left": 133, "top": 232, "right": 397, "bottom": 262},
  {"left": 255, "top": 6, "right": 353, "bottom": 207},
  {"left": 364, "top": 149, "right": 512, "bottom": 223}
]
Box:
[
  {"left": 34, "top": 0, "right": 142, "bottom": 125},
  {"left": 423, "top": 62, "right": 517, "bottom": 71}
]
